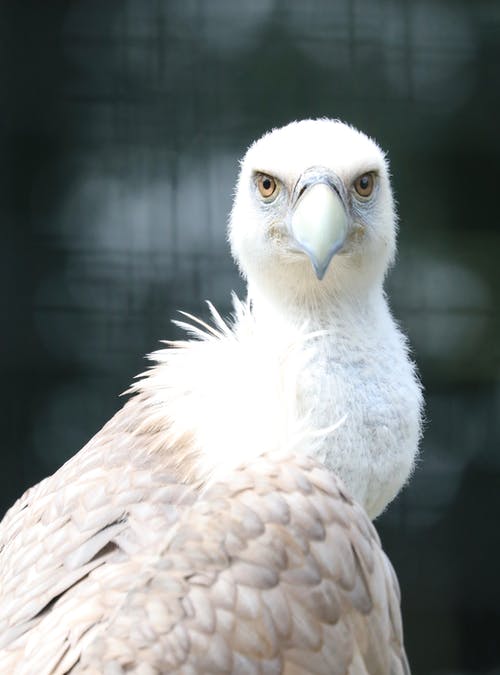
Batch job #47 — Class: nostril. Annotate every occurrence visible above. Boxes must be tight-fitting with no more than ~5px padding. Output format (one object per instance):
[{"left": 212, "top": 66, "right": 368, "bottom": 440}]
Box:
[{"left": 298, "top": 185, "right": 307, "bottom": 200}]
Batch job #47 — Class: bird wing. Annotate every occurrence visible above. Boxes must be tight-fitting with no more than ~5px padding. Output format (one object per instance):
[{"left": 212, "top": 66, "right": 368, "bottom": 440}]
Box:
[
  {"left": 2, "top": 451, "right": 409, "bottom": 675},
  {"left": 0, "top": 394, "right": 198, "bottom": 673}
]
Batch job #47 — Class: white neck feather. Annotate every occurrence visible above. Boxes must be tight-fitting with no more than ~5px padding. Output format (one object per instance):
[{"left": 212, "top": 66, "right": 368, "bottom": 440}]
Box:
[
  {"left": 137, "top": 287, "right": 422, "bottom": 520},
  {"left": 247, "top": 276, "right": 385, "bottom": 331}
]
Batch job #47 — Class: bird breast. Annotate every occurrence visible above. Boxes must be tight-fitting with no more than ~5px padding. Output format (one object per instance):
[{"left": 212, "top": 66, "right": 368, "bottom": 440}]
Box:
[
  {"left": 299, "top": 324, "right": 422, "bottom": 519},
  {"left": 141, "top": 297, "right": 422, "bottom": 520}
]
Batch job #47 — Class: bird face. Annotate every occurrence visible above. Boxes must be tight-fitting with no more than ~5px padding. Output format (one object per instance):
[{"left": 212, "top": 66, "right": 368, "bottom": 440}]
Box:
[{"left": 229, "top": 119, "right": 397, "bottom": 301}]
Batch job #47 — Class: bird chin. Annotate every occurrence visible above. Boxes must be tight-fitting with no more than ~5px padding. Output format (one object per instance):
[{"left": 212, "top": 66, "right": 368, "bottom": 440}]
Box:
[{"left": 282, "top": 251, "right": 324, "bottom": 281}]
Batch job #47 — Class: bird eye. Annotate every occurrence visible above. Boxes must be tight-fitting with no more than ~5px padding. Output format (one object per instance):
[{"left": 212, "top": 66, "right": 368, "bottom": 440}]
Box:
[
  {"left": 353, "top": 172, "right": 375, "bottom": 199},
  {"left": 256, "top": 173, "right": 278, "bottom": 200}
]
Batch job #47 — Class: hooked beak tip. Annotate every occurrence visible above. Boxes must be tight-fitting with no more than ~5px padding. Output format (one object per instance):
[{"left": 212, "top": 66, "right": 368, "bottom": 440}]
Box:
[{"left": 310, "top": 241, "right": 344, "bottom": 280}]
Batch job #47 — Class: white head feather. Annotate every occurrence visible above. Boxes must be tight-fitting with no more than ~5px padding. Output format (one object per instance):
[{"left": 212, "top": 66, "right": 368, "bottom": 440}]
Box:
[{"left": 229, "top": 118, "right": 397, "bottom": 314}]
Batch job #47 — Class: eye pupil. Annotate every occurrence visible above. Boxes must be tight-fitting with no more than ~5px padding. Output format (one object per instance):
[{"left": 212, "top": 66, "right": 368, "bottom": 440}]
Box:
[{"left": 263, "top": 179, "right": 271, "bottom": 190}]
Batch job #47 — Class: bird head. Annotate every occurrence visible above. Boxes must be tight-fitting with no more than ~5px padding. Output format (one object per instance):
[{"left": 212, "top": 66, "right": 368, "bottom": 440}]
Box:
[{"left": 229, "top": 119, "right": 397, "bottom": 308}]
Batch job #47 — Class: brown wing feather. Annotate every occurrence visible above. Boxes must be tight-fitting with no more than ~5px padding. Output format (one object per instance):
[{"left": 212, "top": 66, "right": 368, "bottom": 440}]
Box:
[
  {"left": 0, "top": 395, "right": 408, "bottom": 674},
  {"left": 62, "top": 454, "right": 407, "bottom": 675},
  {"left": 0, "top": 396, "right": 198, "bottom": 673}
]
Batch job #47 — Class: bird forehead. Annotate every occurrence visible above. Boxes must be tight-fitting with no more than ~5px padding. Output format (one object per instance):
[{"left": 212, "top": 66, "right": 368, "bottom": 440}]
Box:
[{"left": 244, "top": 119, "right": 386, "bottom": 186}]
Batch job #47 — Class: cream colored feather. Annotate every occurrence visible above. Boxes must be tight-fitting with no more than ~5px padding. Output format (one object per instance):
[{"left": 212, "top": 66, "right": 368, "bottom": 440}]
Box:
[{"left": 0, "top": 119, "right": 421, "bottom": 674}]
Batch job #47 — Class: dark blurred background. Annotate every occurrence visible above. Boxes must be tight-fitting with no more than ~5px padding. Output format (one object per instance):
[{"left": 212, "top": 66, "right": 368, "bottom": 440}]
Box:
[{"left": 1, "top": 2, "right": 499, "bottom": 673}]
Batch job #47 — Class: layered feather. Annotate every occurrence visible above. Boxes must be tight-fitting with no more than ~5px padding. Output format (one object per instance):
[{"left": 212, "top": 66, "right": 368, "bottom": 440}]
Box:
[{"left": 0, "top": 305, "right": 409, "bottom": 673}]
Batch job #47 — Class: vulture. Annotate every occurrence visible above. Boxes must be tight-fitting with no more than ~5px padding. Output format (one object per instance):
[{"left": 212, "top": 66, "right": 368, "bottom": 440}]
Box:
[{"left": 0, "top": 119, "right": 422, "bottom": 674}]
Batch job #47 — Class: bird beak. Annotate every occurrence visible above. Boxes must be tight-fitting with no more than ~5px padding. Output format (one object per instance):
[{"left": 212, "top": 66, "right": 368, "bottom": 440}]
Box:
[{"left": 290, "top": 181, "right": 348, "bottom": 280}]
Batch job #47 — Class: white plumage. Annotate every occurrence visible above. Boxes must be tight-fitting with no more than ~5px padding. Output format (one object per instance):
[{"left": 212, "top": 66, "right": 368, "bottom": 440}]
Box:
[
  {"left": 0, "top": 119, "right": 422, "bottom": 673},
  {"left": 228, "top": 118, "right": 422, "bottom": 518}
]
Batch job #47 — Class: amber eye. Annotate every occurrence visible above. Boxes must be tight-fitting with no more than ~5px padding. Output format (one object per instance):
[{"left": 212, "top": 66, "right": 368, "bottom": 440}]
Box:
[
  {"left": 353, "top": 172, "right": 375, "bottom": 198},
  {"left": 256, "top": 173, "right": 278, "bottom": 200}
]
